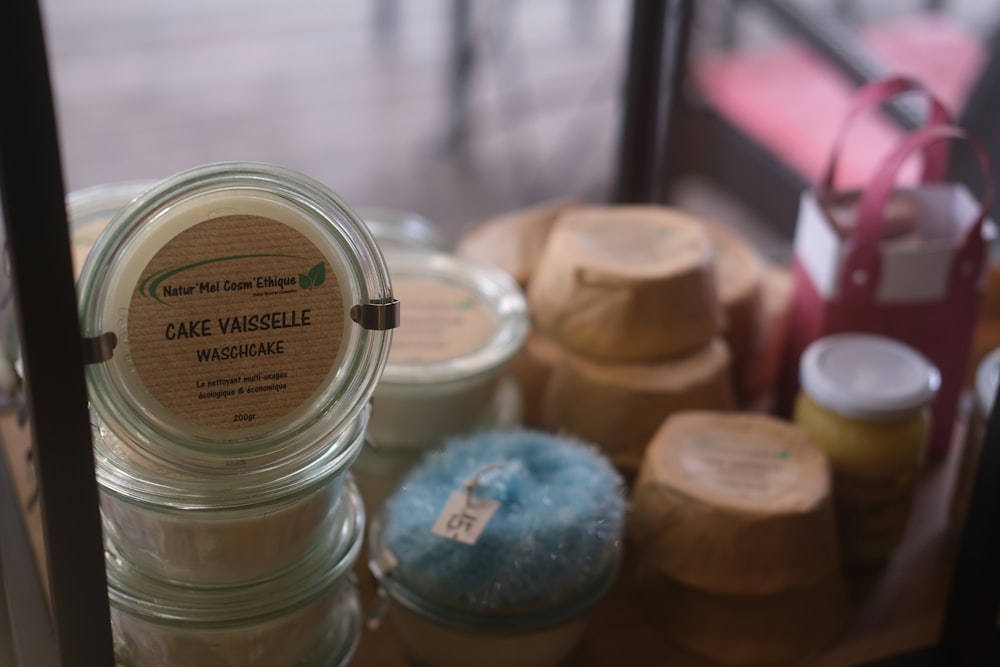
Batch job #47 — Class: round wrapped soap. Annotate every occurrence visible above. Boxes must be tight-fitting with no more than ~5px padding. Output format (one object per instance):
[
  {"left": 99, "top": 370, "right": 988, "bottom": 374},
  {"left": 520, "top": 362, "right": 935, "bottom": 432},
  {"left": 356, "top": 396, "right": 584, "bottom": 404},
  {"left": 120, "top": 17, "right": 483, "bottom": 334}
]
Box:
[
  {"left": 375, "top": 430, "right": 626, "bottom": 616},
  {"left": 739, "top": 266, "right": 793, "bottom": 407},
  {"left": 507, "top": 329, "right": 565, "bottom": 428},
  {"left": 630, "top": 411, "right": 838, "bottom": 596},
  {"left": 541, "top": 338, "right": 735, "bottom": 471},
  {"left": 456, "top": 199, "right": 578, "bottom": 288},
  {"left": 643, "top": 571, "right": 850, "bottom": 666},
  {"left": 703, "top": 221, "right": 765, "bottom": 387},
  {"left": 527, "top": 205, "right": 723, "bottom": 362}
]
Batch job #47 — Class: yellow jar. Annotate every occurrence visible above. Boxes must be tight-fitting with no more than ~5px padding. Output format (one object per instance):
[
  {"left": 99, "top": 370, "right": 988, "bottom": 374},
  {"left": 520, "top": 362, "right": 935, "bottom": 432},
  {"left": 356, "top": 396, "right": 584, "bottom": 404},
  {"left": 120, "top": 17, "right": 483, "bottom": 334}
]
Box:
[{"left": 794, "top": 334, "right": 940, "bottom": 566}]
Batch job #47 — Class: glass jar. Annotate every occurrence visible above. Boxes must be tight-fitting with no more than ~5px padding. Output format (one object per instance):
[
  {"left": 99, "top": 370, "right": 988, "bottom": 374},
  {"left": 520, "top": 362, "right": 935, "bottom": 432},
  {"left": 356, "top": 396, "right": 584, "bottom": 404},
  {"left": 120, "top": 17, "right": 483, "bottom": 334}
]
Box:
[
  {"left": 952, "top": 347, "right": 1000, "bottom": 524},
  {"left": 794, "top": 333, "right": 940, "bottom": 565},
  {"left": 355, "top": 207, "right": 450, "bottom": 254},
  {"left": 96, "top": 405, "right": 367, "bottom": 585},
  {"left": 368, "top": 430, "right": 624, "bottom": 667},
  {"left": 107, "top": 478, "right": 364, "bottom": 667},
  {"left": 76, "top": 162, "right": 397, "bottom": 471},
  {"left": 369, "top": 510, "right": 618, "bottom": 667},
  {"left": 385, "top": 589, "right": 594, "bottom": 667},
  {"left": 368, "top": 253, "right": 528, "bottom": 451}
]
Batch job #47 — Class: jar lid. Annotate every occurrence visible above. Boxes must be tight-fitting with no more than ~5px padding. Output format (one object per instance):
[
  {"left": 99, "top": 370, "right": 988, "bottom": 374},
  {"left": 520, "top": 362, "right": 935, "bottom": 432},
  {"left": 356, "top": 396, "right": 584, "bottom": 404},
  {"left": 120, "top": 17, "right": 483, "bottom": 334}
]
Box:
[
  {"left": 106, "top": 477, "right": 364, "bottom": 624},
  {"left": 368, "top": 430, "right": 624, "bottom": 633},
  {"left": 356, "top": 207, "right": 450, "bottom": 253},
  {"left": 975, "top": 348, "right": 1000, "bottom": 416},
  {"left": 800, "top": 333, "right": 941, "bottom": 421},
  {"left": 380, "top": 253, "right": 529, "bottom": 385},
  {"left": 77, "top": 163, "right": 397, "bottom": 467}
]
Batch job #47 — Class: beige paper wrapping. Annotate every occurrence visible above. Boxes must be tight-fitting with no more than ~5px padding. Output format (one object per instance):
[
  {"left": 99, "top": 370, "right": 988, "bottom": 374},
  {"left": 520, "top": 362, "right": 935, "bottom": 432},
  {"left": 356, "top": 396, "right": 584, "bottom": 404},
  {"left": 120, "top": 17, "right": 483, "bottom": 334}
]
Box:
[
  {"left": 506, "top": 329, "right": 565, "bottom": 428},
  {"left": 703, "top": 222, "right": 764, "bottom": 388},
  {"left": 527, "top": 206, "right": 723, "bottom": 362},
  {"left": 541, "top": 339, "right": 734, "bottom": 471},
  {"left": 738, "top": 266, "right": 793, "bottom": 407},
  {"left": 639, "top": 572, "right": 850, "bottom": 666},
  {"left": 629, "top": 412, "right": 839, "bottom": 596},
  {"left": 456, "top": 198, "right": 578, "bottom": 288}
]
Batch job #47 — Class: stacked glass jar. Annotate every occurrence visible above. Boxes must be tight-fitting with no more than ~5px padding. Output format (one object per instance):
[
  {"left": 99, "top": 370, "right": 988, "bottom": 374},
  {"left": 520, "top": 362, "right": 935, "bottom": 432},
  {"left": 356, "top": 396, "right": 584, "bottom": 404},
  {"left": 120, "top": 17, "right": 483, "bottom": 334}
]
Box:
[
  {"left": 75, "top": 163, "right": 398, "bottom": 667},
  {"left": 351, "top": 250, "right": 530, "bottom": 512}
]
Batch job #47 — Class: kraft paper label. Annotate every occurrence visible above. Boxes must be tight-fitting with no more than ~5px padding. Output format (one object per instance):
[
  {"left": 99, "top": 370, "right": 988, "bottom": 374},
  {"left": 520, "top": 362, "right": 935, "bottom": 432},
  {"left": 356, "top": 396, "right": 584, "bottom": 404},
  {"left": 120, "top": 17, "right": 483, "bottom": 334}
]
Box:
[
  {"left": 680, "top": 435, "right": 800, "bottom": 501},
  {"left": 389, "top": 277, "right": 495, "bottom": 364},
  {"left": 579, "top": 219, "right": 676, "bottom": 265},
  {"left": 127, "top": 215, "right": 343, "bottom": 431}
]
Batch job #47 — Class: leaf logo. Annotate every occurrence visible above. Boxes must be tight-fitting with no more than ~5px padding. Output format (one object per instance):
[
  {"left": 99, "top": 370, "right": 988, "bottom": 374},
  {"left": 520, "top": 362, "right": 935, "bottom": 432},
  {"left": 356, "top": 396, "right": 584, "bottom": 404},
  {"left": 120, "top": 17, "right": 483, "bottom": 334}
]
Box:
[{"left": 299, "top": 262, "right": 326, "bottom": 290}]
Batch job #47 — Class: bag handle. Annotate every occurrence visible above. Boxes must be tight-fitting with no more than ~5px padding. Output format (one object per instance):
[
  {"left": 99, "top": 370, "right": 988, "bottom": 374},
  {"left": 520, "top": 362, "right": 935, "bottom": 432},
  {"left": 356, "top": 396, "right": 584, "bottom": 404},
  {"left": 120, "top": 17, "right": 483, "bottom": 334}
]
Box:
[
  {"left": 856, "top": 124, "right": 992, "bottom": 246},
  {"left": 819, "top": 76, "right": 952, "bottom": 192},
  {"left": 838, "top": 124, "right": 993, "bottom": 305}
]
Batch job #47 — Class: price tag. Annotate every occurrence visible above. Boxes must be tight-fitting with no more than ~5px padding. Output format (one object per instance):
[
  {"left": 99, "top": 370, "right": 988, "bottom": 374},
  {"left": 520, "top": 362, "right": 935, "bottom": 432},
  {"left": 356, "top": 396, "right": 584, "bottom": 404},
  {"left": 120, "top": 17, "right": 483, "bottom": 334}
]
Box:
[{"left": 431, "top": 490, "right": 500, "bottom": 545}]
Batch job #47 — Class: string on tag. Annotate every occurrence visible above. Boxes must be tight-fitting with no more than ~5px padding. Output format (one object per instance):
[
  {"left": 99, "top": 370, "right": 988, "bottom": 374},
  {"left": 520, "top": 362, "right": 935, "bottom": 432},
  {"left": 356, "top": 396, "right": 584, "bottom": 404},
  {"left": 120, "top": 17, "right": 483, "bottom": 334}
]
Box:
[{"left": 463, "top": 462, "right": 506, "bottom": 508}]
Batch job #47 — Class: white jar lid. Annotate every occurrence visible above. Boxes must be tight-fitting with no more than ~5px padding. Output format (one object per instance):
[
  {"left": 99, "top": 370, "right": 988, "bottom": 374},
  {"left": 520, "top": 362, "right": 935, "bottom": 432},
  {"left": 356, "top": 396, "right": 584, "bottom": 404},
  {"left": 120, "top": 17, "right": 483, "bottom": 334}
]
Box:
[
  {"left": 800, "top": 333, "right": 941, "bottom": 421},
  {"left": 975, "top": 348, "right": 1000, "bottom": 416}
]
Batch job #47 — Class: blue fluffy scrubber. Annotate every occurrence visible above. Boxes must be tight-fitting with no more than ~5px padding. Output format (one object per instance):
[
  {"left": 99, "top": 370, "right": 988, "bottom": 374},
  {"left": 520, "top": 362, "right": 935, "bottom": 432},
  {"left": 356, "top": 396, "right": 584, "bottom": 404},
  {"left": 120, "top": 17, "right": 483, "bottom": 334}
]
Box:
[{"left": 376, "top": 429, "right": 625, "bottom": 615}]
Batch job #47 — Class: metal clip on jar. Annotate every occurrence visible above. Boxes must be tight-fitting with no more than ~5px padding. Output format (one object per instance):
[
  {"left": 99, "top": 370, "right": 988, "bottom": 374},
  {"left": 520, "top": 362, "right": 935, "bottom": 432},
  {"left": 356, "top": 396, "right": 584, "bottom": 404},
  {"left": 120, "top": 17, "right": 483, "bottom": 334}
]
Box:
[
  {"left": 794, "top": 333, "right": 941, "bottom": 565},
  {"left": 76, "top": 162, "right": 398, "bottom": 472}
]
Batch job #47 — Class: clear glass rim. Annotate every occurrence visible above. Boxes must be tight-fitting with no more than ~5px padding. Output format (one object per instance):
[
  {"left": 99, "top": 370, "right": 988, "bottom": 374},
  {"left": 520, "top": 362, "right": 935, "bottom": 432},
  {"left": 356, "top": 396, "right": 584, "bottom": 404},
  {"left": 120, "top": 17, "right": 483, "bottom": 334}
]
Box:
[
  {"left": 106, "top": 478, "right": 365, "bottom": 625},
  {"left": 66, "top": 179, "right": 159, "bottom": 229},
  {"left": 322, "top": 582, "right": 362, "bottom": 667},
  {"left": 95, "top": 407, "right": 368, "bottom": 511},
  {"left": 368, "top": 512, "right": 620, "bottom": 634},
  {"left": 356, "top": 207, "right": 450, "bottom": 252},
  {"left": 976, "top": 347, "right": 1000, "bottom": 415}
]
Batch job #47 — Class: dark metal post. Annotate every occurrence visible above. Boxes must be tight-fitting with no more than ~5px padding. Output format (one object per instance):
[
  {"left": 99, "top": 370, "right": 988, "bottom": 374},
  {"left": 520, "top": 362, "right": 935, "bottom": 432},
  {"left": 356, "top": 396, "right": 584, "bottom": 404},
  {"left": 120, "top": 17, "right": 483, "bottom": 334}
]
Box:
[
  {"left": 0, "top": 0, "right": 116, "bottom": 664},
  {"left": 938, "top": 388, "right": 1000, "bottom": 664},
  {"left": 613, "top": 0, "right": 694, "bottom": 204},
  {"left": 445, "top": 0, "right": 475, "bottom": 152}
]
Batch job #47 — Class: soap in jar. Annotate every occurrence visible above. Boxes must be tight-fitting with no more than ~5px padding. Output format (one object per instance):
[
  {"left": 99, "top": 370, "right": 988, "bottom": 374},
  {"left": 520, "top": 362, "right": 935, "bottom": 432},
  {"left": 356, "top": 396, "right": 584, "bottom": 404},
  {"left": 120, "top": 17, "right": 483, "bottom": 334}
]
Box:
[
  {"left": 794, "top": 333, "right": 940, "bottom": 565},
  {"left": 108, "top": 479, "right": 365, "bottom": 667},
  {"left": 370, "top": 430, "right": 626, "bottom": 667}
]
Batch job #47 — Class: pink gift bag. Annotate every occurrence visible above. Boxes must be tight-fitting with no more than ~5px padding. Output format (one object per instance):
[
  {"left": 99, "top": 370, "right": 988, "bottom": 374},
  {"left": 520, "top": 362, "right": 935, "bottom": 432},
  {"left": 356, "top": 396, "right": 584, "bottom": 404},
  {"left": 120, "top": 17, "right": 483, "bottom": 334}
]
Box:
[{"left": 782, "top": 79, "right": 995, "bottom": 460}]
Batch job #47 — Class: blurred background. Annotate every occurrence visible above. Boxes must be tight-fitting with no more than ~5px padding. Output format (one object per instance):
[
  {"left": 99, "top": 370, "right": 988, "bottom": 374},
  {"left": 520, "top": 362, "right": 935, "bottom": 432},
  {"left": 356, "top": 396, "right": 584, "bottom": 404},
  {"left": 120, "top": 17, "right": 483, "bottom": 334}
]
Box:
[{"left": 39, "top": 0, "right": 1000, "bottom": 258}]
